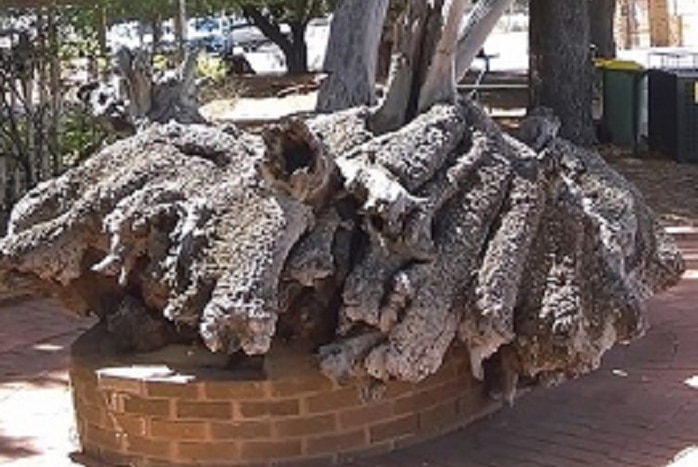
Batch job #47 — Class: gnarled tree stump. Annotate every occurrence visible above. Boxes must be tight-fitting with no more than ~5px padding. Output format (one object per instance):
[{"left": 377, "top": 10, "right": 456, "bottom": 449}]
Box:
[{"left": 0, "top": 99, "right": 683, "bottom": 402}]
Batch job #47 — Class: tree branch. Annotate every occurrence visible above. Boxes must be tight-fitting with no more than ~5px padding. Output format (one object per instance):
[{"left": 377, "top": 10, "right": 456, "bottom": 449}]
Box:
[
  {"left": 454, "top": 0, "right": 515, "bottom": 82},
  {"left": 242, "top": 5, "right": 293, "bottom": 53},
  {"left": 418, "top": 0, "right": 468, "bottom": 112}
]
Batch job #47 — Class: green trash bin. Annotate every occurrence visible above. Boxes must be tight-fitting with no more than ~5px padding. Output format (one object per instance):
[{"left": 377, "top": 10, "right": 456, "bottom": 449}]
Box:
[{"left": 596, "top": 59, "right": 646, "bottom": 148}]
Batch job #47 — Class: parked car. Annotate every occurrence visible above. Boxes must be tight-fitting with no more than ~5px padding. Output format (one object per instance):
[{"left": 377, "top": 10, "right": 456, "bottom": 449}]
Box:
[{"left": 188, "top": 16, "right": 238, "bottom": 54}]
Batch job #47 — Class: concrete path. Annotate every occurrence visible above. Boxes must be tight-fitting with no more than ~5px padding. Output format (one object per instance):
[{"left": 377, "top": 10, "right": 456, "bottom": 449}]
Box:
[{"left": 0, "top": 234, "right": 697, "bottom": 467}]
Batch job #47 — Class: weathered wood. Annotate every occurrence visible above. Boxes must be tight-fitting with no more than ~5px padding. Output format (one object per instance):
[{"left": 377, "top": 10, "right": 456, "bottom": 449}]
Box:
[
  {"left": 319, "top": 331, "right": 385, "bottom": 383},
  {"left": 374, "top": 0, "right": 513, "bottom": 130},
  {"left": 114, "top": 48, "right": 206, "bottom": 127},
  {"left": 0, "top": 101, "right": 683, "bottom": 396}
]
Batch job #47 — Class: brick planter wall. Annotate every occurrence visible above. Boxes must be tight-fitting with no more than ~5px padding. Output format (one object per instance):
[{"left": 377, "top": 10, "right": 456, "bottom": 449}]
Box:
[{"left": 70, "top": 325, "right": 496, "bottom": 467}]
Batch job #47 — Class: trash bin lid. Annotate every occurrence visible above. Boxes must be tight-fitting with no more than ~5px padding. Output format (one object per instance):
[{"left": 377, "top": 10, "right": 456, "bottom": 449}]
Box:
[{"left": 595, "top": 59, "right": 644, "bottom": 71}]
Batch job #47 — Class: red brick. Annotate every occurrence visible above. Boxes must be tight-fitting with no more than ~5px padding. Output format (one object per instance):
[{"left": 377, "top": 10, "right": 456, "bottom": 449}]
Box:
[
  {"left": 454, "top": 357, "right": 472, "bottom": 376},
  {"left": 77, "top": 400, "right": 105, "bottom": 427},
  {"left": 133, "top": 458, "right": 191, "bottom": 467},
  {"left": 305, "top": 387, "right": 360, "bottom": 414},
  {"left": 456, "top": 389, "right": 489, "bottom": 418},
  {"left": 274, "top": 413, "right": 337, "bottom": 437},
  {"left": 176, "top": 441, "right": 238, "bottom": 462},
  {"left": 238, "top": 399, "right": 300, "bottom": 418},
  {"left": 339, "top": 402, "right": 394, "bottom": 429},
  {"left": 369, "top": 414, "right": 418, "bottom": 443},
  {"left": 80, "top": 439, "right": 100, "bottom": 458},
  {"left": 146, "top": 381, "right": 202, "bottom": 399},
  {"left": 338, "top": 440, "right": 393, "bottom": 460},
  {"left": 394, "top": 380, "right": 465, "bottom": 414},
  {"left": 240, "top": 440, "right": 303, "bottom": 461},
  {"left": 176, "top": 401, "right": 232, "bottom": 420},
  {"left": 75, "top": 416, "right": 87, "bottom": 440},
  {"left": 123, "top": 434, "right": 173, "bottom": 458},
  {"left": 382, "top": 380, "right": 415, "bottom": 398},
  {"left": 99, "top": 449, "right": 138, "bottom": 466},
  {"left": 418, "top": 400, "right": 461, "bottom": 433},
  {"left": 97, "top": 374, "right": 144, "bottom": 395},
  {"left": 305, "top": 429, "right": 367, "bottom": 455},
  {"left": 210, "top": 421, "right": 272, "bottom": 440},
  {"left": 78, "top": 384, "right": 105, "bottom": 407},
  {"left": 412, "top": 364, "right": 456, "bottom": 391},
  {"left": 150, "top": 419, "right": 208, "bottom": 440},
  {"left": 85, "top": 423, "right": 123, "bottom": 451},
  {"left": 275, "top": 454, "right": 336, "bottom": 467},
  {"left": 104, "top": 413, "right": 147, "bottom": 436},
  {"left": 269, "top": 376, "right": 333, "bottom": 398},
  {"left": 70, "top": 365, "right": 98, "bottom": 386},
  {"left": 204, "top": 380, "right": 267, "bottom": 400},
  {"left": 104, "top": 391, "right": 126, "bottom": 412},
  {"left": 123, "top": 396, "right": 171, "bottom": 417}
]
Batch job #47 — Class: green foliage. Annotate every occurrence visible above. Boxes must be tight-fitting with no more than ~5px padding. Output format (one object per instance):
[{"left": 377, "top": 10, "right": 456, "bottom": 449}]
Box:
[
  {"left": 196, "top": 52, "right": 227, "bottom": 82},
  {"left": 64, "top": 0, "right": 337, "bottom": 25},
  {"left": 189, "top": 0, "right": 337, "bottom": 23},
  {"left": 58, "top": 7, "right": 101, "bottom": 58},
  {"left": 59, "top": 104, "right": 116, "bottom": 167}
]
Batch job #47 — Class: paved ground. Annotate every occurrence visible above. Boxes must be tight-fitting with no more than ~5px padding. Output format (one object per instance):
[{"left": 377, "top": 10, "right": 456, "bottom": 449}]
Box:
[
  {"left": 0, "top": 298, "right": 93, "bottom": 467},
  {"left": 0, "top": 234, "right": 697, "bottom": 467}
]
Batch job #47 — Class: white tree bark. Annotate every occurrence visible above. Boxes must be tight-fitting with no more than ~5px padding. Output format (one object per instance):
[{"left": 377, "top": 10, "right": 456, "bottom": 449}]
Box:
[
  {"left": 418, "top": 0, "right": 468, "bottom": 112},
  {"left": 316, "top": 0, "right": 390, "bottom": 113},
  {"left": 371, "top": 0, "right": 443, "bottom": 133},
  {"left": 454, "top": 0, "right": 515, "bottom": 82}
]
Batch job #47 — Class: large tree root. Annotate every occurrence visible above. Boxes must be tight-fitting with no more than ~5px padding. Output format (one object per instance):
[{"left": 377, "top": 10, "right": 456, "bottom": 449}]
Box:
[{"left": 0, "top": 100, "right": 683, "bottom": 399}]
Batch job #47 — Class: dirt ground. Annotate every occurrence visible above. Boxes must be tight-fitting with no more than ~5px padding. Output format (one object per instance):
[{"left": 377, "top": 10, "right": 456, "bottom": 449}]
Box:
[{"left": 604, "top": 147, "right": 698, "bottom": 227}]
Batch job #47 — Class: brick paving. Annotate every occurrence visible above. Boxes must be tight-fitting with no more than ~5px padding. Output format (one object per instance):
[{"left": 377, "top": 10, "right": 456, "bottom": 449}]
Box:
[
  {"left": 0, "top": 235, "right": 697, "bottom": 467},
  {"left": 0, "top": 299, "right": 94, "bottom": 467}
]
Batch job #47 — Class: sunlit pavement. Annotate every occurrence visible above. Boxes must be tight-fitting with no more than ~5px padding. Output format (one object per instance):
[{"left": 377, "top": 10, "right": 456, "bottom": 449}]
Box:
[
  {"left": 1, "top": 234, "right": 697, "bottom": 467},
  {"left": 0, "top": 299, "right": 93, "bottom": 467}
]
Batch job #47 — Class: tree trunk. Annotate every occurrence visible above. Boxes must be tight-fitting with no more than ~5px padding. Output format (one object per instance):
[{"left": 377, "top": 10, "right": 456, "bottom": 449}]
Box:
[
  {"left": 371, "top": 0, "right": 443, "bottom": 133},
  {"left": 36, "top": 8, "right": 50, "bottom": 181},
  {"left": 454, "top": 0, "right": 516, "bottom": 82},
  {"left": 418, "top": 0, "right": 468, "bottom": 112},
  {"left": 316, "top": 0, "right": 390, "bottom": 112},
  {"left": 96, "top": 6, "right": 108, "bottom": 61},
  {"left": 286, "top": 21, "right": 309, "bottom": 75},
  {"left": 48, "top": 4, "right": 62, "bottom": 174},
  {"left": 151, "top": 14, "right": 163, "bottom": 54},
  {"left": 242, "top": 7, "right": 309, "bottom": 75},
  {"left": 529, "top": 0, "right": 596, "bottom": 146},
  {"left": 589, "top": 0, "right": 617, "bottom": 58},
  {"left": 377, "top": 0, "right": 408, "bottom": 82},
  {"left": 108, "top": 48, "right": 204, "bottom": 127},
  {"left": 174, "top": 0, "right": 187, "bottom": 62},
  {"left": 377, "top": 34, "right": 394, "bottom": 83},
  {"left": 374, "top": 0, "right": 512, "bottom": 132}
]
